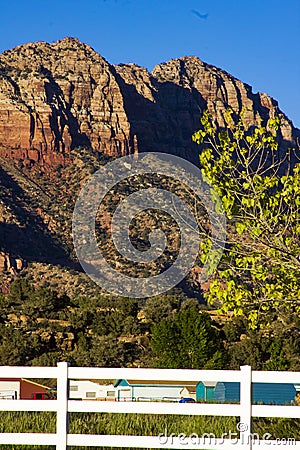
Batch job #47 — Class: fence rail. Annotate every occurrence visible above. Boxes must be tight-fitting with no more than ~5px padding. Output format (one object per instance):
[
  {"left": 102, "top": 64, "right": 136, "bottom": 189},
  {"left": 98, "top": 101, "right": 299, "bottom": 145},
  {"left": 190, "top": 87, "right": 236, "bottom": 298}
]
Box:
[{"left": 0, "top": 363, "right": 299, "bottom": 449}]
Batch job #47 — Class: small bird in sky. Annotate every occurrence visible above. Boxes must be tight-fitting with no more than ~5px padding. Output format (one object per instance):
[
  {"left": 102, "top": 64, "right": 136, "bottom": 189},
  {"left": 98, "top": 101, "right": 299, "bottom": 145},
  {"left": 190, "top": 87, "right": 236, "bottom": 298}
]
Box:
[{"left": 191, "top": 9, "right": 209, "bottom": 20}]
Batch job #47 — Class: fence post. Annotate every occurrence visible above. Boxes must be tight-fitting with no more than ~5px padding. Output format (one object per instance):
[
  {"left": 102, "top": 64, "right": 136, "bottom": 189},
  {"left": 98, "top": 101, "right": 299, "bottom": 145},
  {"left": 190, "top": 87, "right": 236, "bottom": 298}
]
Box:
[
  {"left": 240, "top": 365, "right": 252, "bottom": 449},
  {"left": 56, "top": 362, "right": 69, "bottom": 450}
]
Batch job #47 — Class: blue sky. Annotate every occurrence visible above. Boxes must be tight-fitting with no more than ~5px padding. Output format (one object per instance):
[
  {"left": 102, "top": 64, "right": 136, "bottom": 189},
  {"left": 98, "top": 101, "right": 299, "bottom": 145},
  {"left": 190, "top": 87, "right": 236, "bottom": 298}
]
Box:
[{"left": 1, "top": 0, "right": 299, "bottom": 127}]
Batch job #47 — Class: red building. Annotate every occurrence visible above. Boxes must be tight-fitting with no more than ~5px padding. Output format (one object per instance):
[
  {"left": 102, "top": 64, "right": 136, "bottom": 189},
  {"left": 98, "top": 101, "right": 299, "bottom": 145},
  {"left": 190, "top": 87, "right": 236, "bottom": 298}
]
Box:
[{"left": 0, "top": 378, "right": 51, "bottom": 399}]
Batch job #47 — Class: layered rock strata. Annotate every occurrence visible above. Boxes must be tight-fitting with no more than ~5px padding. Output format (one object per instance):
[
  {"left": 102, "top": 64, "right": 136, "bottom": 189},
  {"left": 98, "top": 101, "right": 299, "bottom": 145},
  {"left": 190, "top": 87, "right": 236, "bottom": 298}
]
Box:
[{"left": 0, "top": 38, "right": 298, "bottom": 168}]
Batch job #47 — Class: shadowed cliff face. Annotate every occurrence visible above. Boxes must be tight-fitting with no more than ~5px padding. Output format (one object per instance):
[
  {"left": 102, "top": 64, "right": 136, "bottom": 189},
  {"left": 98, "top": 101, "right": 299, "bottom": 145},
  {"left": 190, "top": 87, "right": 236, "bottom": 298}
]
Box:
[
  {"left": 0, "top": 38, "right": 299, "bottom": 290},
  {"left": 0, "top": 164, "right": 75, "bottom": 267},
  {"left": 0, "top": 37, "right": 299, "bottom": 169}
]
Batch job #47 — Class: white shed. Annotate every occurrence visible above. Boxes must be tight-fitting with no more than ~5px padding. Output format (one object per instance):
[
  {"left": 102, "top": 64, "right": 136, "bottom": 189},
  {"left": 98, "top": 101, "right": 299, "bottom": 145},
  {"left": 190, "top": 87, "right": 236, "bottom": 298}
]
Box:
[
  {"left": 69, "top": 380, "right": 116, "bottom": 400},
  {"left": 114, "top": 379, "right": 197, "bottom": 402},
  {"left": 0, "top": 381, "right": 19, "bottom": 399}
]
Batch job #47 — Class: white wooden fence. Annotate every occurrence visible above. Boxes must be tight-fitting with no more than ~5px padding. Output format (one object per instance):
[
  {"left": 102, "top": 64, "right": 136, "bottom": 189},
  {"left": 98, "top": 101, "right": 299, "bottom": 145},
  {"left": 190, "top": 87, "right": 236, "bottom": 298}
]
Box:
[{"left": 0, "top": 363, "right": 299, "bottom": 449}]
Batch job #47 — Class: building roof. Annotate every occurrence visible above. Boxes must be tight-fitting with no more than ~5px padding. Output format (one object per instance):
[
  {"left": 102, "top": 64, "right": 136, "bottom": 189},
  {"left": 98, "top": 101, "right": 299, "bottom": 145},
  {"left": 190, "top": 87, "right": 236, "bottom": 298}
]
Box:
[
  {"left": 180, "top": 386, "right": 196, "bottom": 393},
  {"left": 69, "top": 380, "right": 115, "bottom": 388},
  {"left": 0, "top": 378, "right": 51, "bottom": 390},
  {"left": 114, "top": 379, "right": 198, "bottom": 387},
  {"left": 21, "top": 379, "right": 51, "bottom": 389},
  {"left": 202, "top": 381, "right": 217, "bottom": 388}
]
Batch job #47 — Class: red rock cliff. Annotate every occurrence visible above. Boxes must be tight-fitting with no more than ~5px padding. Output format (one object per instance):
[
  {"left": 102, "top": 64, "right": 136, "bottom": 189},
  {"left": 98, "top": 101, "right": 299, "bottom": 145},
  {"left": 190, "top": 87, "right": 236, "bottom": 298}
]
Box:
[{"left": 0, "top": 38, "right": 298, "bottom": 168}]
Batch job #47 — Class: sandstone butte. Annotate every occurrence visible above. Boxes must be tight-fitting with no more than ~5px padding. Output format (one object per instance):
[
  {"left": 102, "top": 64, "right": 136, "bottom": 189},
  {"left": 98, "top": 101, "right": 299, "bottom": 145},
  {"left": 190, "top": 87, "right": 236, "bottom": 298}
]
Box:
[{"left": 0, "top": 37, "right": 299, "bottom": 170}]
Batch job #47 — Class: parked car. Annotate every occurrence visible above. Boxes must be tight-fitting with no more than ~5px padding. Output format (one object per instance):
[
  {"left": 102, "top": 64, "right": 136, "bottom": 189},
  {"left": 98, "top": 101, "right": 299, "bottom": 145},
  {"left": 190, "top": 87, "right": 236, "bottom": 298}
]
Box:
[
  {"left": 32, "top": 391, "right": 56, "bottom": 400},
  {"left": 179, "top": 397, "right": 196, "bottom": 403}
]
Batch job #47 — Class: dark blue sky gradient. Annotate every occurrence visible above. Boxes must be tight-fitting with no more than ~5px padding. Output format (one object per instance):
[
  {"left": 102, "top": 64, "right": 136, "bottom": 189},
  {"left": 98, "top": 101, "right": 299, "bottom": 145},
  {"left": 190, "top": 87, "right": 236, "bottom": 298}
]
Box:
[{"left": 0, "top": 0, "right": 299, "bottom": 126}]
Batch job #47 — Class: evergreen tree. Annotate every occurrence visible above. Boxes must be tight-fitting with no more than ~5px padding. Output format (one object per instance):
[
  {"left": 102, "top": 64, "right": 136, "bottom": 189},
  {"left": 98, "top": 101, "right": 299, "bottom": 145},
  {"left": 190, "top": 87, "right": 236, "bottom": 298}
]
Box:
[{"left": 151, "top": 307, "right": 226, "bottom": 369}]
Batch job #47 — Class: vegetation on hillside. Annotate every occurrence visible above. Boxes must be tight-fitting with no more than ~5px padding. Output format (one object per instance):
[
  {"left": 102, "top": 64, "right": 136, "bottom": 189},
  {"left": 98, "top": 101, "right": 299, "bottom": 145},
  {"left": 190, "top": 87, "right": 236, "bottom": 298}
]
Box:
[
  {"left": 0, "top": 278, "right": 299, "bottom": 371},
  {"left": 0, "top": 110, "right": 299, "bottom": 372}
]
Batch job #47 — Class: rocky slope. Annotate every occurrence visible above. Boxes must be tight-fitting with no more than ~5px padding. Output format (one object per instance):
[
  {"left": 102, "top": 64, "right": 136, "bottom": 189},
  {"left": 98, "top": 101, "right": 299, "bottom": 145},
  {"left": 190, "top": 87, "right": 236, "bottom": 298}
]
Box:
[
  {"left": 0, "top": 37, "right": 299, "bottom": 169},
  {"left": 0, "top": 37, "right": 299, "bottom": 290}
]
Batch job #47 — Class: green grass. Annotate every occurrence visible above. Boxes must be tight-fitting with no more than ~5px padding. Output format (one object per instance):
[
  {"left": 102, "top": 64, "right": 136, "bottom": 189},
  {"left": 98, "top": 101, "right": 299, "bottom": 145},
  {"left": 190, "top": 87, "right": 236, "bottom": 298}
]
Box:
[{"left": 0, "top": 411, "right": 298, "bottom": 449}]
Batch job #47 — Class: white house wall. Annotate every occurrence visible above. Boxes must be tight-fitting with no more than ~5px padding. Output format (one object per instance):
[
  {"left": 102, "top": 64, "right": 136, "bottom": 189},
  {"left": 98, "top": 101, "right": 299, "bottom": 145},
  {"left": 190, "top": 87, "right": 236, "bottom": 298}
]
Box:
[
  {"left": 116, "top": 387, "right": 132, "bottom": 401},
  {"left": 129, "top": 386, "right": 182, "bottom": 401},
  {"left": 0, "top": 381, "right": 20, "bottom": 399},
  {"left": 69, "top": 381, "right": 116, "bottom": 400}
]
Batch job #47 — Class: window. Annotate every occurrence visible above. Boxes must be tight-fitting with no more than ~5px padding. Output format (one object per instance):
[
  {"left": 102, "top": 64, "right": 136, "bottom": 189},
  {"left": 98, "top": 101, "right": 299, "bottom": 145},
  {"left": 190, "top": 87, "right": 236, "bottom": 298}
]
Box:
[
  {"left": 70, "top": 385, "right": 78, "bottom": 392},
  {"left": 107, "top": 391, "right": 115, "bottom": 397},
  {"left": 86, "top": 392, "right": 96, "bottom": 398}
]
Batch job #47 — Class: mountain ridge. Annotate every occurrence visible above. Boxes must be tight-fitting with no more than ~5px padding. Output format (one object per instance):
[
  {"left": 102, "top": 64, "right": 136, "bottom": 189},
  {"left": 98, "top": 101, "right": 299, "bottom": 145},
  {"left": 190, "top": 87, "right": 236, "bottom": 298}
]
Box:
[
  {"left": 0, "top": 37, "right": 299, "bottom": 292},
  {"left": 0, "top": 37, "right": 298, "bottom": 171}
]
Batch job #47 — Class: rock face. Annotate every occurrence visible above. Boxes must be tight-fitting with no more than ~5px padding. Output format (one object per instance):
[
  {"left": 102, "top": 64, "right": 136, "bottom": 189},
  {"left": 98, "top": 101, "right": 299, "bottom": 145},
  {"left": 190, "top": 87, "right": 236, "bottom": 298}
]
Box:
[
  {"left": 0, "top": 38, "right": 131, "bottom": 166},
  {"left": 0, "top": 251, "right": 24, "bottom": 274},
  {"left": 0, "top": 37, "right": 299, "bottom": 168}
]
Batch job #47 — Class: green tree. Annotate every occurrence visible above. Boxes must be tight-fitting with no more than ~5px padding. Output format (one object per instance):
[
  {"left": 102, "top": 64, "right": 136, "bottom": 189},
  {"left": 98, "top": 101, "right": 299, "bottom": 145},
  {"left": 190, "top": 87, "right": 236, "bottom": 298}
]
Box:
[
  {"left": 192, "top": 110, "right": 300, "bottom": 327},
  {"left": 89, "top": 297, "right": 142, "bottom": 336},
  {"left": 0, "top": 325, "right": 43, "bottom": 365},
  {"left": 228, "top": 334, "right": 268, "bottom": 370},
  {"left": 22, "top": 287, "right": 67, "bottom": 318},
  {"left": 151, "top": 307, "right": 226, "bottom": 369},
  {"left": 8, "top": 278, "right": 33, "bottom": 306},
  {"left": 264, "top": 339, "right": 290, "bottom": 371},
  {"left": 226, "top": 329, "right": 300, "bottom": 371},
  {"left": 143, "top": 294, "right": 183, "bottom": 324},
  {"left": 89, "top": 334, "right": 138, "bottom": 367},
  {"left": 222, "top": 316, "right": 248, "bottom": 343}
]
